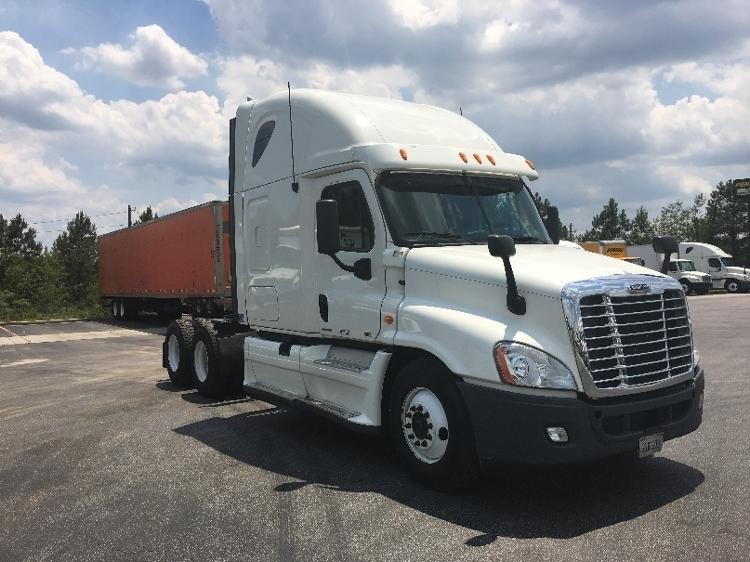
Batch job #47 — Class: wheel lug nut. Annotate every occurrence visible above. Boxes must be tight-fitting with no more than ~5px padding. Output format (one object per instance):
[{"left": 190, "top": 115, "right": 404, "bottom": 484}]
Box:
[
  {"left": 427, "top": 423, "right": 433, "bottom": 429},
  {"left": 416, "top": 405, "right": 423, "bottom": 411},
  {"left": 404, "top": 423, "right": 411, "bottom": 428},
  {"left": 427, "top": 435, "right": 432, "bottom": 440},
  {"left": 421, "top": 440, "right": 428, "bottom": 447},
  {"left": 424, "top": 412, "right": 430, "bottom": 418}
]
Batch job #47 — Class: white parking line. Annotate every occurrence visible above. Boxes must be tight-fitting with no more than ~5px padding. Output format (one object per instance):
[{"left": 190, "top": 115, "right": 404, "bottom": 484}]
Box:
[
  {"left": 0, "top": 329, "right": 150, "bottom": 346},
  {"left": 0, "top": 358, "right": 49, "bottom": 368}
]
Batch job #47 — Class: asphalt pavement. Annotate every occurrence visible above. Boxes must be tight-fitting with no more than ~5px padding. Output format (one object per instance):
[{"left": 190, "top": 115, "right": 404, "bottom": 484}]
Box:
[{"left": 0, "top": 295, "right": 748, "bottom": 561}]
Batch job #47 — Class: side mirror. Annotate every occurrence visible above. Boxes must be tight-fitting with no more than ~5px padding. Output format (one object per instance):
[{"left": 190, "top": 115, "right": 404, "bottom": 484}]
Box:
[
  {"left": 487, "top": 235, "right": 525, "bottom": 315},
  {"left": 488, "top": 234, "right": 516, "bottom": 257},
  {"left": 316, "top": 199, "right": 340, "bottom": 255},
  {"left": 545, "top": 206, "right": 560, "bottom": 244},
  {"left": 653, "top": 235, "right": 679, "bottom": 275}
]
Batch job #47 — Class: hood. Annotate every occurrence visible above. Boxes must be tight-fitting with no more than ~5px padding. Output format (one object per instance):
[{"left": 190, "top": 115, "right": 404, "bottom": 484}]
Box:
[
  {"left": 405, "top": 244, "right": 667, "bottom": 298},
  {"left": 725, "top": 266, "right": 750, "bottom": 278}
]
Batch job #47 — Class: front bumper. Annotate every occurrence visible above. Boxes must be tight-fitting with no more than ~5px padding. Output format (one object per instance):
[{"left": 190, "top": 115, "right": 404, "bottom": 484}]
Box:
[
  {"left": 457, "top": 368, "right": 704, "bottom": 465},
  {"left": 692, "top": 281, "right": 712, "bottom": 292}
]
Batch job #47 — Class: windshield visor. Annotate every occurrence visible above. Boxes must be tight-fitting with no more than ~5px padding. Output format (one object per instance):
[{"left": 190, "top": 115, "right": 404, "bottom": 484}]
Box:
[{"left": 377, "top": 172, "right": 551, "bottom": 246}]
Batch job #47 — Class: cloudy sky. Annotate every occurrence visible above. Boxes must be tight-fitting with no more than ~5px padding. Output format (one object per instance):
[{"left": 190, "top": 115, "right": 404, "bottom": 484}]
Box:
[{"left": 1, "top": 0, "right": 749, "bottom": 245}]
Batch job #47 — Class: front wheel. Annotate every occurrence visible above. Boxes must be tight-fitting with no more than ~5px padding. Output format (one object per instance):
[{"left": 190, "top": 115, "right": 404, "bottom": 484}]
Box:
[
  {"left": 725, "top": 279, "right": 741, "bottom": 293},
  {"left": 680, "top": 280, "right": 692, "bottom": 295},
  {"left": 387, "top": 358, "right": 479, "bottom": 490}
]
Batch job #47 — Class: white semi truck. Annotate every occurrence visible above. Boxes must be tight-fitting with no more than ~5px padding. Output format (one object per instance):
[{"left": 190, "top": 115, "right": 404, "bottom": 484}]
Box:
[
  {"left": 679, "top": 242, "right": 750, "bottom": 293},
  {"left": 163, "top": 90, "right": 703, "bottom": 489},
  {"left": 628, "top": 244, "right": 712, "bottom": 295}
]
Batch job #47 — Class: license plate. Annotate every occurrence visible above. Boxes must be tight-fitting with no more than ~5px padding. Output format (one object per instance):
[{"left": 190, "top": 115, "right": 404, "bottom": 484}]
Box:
[{"left": 639, "top": 433, "right": 664, "bottom": 458}]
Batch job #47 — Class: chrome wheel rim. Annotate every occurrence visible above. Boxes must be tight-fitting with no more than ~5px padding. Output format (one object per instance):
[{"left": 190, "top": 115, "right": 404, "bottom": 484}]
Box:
[
  {"left": 728, "top": 281, "right": 739, "bottom": 292},
  {"left": 194, "top": 340, "right": 209, "bottom": 383},
  {"left": 167, "top": 334, "right": 180, "bottom": 372},
  {"left": 112, "top": 300, "right": 118, "bottom": 318},
  {"left": 401, "top": 387, "right": 449, "bottom": 464},
  {"left": 119, "top": 300, "right": 125, "bottom": 318}
]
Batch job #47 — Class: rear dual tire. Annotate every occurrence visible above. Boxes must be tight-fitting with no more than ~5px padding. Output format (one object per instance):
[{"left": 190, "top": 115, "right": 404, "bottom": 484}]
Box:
[
  {"left": 111, "top": 298, "right": 137, "bottom": 320},
  {"left": 165, "top": 318, "right": 195, "bottom": 388}
]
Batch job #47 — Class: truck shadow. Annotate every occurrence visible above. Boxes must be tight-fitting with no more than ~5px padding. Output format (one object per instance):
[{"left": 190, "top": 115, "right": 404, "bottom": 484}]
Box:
[{"left": 173, "top": 406, "right": 704, "bottom": 544}]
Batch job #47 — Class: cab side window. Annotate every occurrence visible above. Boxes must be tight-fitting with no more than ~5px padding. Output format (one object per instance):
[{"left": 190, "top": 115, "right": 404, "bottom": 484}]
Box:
[
  {"left": 708, "top": 258, "right": 721, "bottom": 269},
  {"left": 321, "top": 181, "right": 374, "bottom": 252},
  {"left": 668, "top": 263, "right": 678, "bottom": 272}
]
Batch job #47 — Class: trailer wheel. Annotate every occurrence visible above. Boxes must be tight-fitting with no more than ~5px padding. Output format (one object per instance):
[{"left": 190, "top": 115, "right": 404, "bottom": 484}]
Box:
[
  {"left": 192, "top": 319, "right": 229, "bottom": 399},
  {"left": 725, "top": 279, "right": 741, "bottom": 293},
  {"left": 111, "top": 299, "right": 120, "bottom": 320},
  {"left": 121, "top": 299, "right": 138, "bottom": 321},
  {"left": 164, "top": 318, "right": 195, "bottom": 388},
  {"left": 386, "top": 357, "right": 479, "bottom": 490}
]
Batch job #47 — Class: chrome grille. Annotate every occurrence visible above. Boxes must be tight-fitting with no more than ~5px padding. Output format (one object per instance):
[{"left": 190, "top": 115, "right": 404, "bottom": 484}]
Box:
[{"left": 562, "top": 276, "right": 695, "bottom": 397}]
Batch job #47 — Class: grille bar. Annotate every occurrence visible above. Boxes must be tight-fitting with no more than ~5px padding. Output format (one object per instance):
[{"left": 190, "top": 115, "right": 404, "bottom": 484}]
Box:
[{"left": 577, "top": 288, "right": 693, "bottom": 390}]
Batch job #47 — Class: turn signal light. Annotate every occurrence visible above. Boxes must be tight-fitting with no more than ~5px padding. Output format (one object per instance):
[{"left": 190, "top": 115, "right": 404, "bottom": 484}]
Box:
[
  {"left": 458, "top": 152, "right": 468, "bottom": 163},
  {"left": 473, "top": 153, "right": 482, "bottom": 164},
  {"left": 525, "top": 158, "right": 536, "bottom": 170},
  {"left": 486, "top": 154, "right": 496, "bottom": 165},
  {"left": 399, "top": 148, "right": 408, "bottom": 160}
]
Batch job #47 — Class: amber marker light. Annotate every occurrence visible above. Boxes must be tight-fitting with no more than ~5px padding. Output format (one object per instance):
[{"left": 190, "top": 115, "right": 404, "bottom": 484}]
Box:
[
  {"left": 459, "top": 152, "right": 468, "bottom": 163},
  {"left": 473, "top": 153, "right": 482, "bottom": 164},
  {"left": 486, "top": 154, "right": 496, "bottom": 165},
  {"left": 384, "top": 314, "right": 395, "bottom": 325},
  {"left": 494, "top": 344, "right": 516, "bottom": 385},
  {"left": 399, "top": 148, "right": 408, "bottom": 160},
  {"left": 525, "top": 158, "right": 536, "bottom": 170}
]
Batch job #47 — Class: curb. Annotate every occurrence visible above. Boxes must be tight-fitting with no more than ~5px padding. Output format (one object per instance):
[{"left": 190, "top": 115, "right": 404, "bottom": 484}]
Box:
[{"left": 0, "top": 317, "right": 109, "bottom": 327}]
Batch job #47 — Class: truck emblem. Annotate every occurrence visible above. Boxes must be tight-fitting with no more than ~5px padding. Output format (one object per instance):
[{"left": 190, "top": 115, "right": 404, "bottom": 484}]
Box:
[{"left": 627, "top": 283, "right": 650, "bottom": 294}]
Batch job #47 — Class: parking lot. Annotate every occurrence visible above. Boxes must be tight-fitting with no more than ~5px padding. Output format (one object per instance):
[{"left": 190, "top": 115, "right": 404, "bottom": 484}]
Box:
[{"left": 0, "top": 294, "right": 748, "bottom": 561}]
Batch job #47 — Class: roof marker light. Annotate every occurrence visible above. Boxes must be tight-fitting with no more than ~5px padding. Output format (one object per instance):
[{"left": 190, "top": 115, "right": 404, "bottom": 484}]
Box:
[
  {"left": 473, "top": 153, "right": 482, "bottom": 164},
  {"left": 399, "top": 148, "right": 408, "bottom": 160},
  {"left": 525, "top": 158, "right": 536, "bottom": 170},
  {"left": 486, "top": 154, "right": 496, "bottom": 165},
  {"left": 459, "top": 152, "right": 468, "bottom": 163}
]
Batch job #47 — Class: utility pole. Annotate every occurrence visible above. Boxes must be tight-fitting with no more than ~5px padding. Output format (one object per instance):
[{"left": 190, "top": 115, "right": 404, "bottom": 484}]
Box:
[
  {"left": 735, "top": 178, "right": 750, "bottom": 265},
  {"left": 128, "top": 205, "right": 134, "bottom": 227}
]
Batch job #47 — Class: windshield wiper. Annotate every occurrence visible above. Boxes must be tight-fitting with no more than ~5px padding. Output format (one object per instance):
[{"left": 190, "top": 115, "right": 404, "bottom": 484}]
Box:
[
  {"left": 404, "top": 231, "right": 479, "bottom": 245},
  {"left": 511, "top": 236, "right": 547, "bottom": 244}
]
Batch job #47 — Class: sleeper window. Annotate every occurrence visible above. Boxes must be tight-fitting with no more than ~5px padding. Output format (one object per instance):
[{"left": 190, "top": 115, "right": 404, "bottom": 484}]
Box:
[
  {"left": 321, "top": 182, "right": 375, "bottom": 252},
  {"left": 708, "top": 258, "right": 721, "bottom": 268},
  {"left": 252, "top": 121, "right": 275, "bottom": 167}
]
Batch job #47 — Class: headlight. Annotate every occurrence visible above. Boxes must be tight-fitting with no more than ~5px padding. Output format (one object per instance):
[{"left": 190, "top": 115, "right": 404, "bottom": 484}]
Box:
[
  {"left": 494, "top": 342, "right": 577, "bottom": 390},
  {"left": 693, "top": 347, "right": 700, "bottom": 368}
]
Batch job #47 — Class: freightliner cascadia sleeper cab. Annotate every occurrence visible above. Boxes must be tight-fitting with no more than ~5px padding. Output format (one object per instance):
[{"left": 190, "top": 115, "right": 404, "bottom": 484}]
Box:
[{"left": 163, "top": 90, "right": 703, "bottom": 489}]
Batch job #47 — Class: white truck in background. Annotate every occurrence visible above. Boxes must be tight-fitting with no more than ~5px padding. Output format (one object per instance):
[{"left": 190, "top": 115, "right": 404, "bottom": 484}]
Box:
[
  {"left": 679, "top": 242, "right": 750, "bottom": 293},
  {"left": 162, "top": 89, "right": 704, "bottom": 489},
  {"left": 628, "top": 244, "right": 712, "bottom": 295}
]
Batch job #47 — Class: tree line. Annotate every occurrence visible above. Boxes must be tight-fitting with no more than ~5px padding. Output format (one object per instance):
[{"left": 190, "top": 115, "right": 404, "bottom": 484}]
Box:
[
  {"left": 535, "top": 180, "right": 750, "bottom": 265},
  {"left": 0, "top": 206, "right": 156, "bottom": 322}
]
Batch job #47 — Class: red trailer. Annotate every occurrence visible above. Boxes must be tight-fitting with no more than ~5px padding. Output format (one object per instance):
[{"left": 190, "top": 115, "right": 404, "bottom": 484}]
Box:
[{"left": 98, "top": 201, "right": 232, "bottom": 319}]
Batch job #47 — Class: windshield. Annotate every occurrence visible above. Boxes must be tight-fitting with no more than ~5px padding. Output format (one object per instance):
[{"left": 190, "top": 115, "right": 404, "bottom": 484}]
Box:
[
  {"left": 678, "top": 261, "right": 696, "bottom": 271},
  {"left": 377, "top": 172, "right": 551, "bottom": 246},
  {"left": 721, "top": 257, "right": 735, "bottom": 267}
]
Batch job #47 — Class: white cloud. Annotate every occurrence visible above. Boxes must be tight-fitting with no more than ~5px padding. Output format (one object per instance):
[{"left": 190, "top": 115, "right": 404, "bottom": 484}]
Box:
[
  {"left": 387, "top": 0, "right": 458, "bottom": 30},
  {"left": 68, "top": 24, "right": 208, "bottom": 90}
]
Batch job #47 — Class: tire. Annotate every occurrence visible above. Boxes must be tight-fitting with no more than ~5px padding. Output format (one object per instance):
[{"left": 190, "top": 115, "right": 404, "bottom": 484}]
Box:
[
  {"left": 121, "top": 299, "right": 138, "bottom": 321},
  {"left": 386, "top": 357, "right": 479, "bottom": 490},
  {"left": 192, "top": 319, "right": 231, "bottom": 399},
  {"left": 164, "top": 318, "right": 195, "bottom": 388},
  {"left": 725, "top": 279, "right": 741, "bottom": 293},
  {"left": 111, "top": 299, "right": 121, "bottom": 320},
  {"left": 679, "top": 279, "right": 692, "bottom": 295},
  {"left": 696, "top": 289, "right": 709, "bottom": 295}
]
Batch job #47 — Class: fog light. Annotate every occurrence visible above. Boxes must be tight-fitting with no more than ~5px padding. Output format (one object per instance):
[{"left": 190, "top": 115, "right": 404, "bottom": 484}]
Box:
[
  {"left": 546, "top": 427, "right": 568, "bottom": 443},
  {"left": 698, "top": 392, "right": 704, "bottom": 410}
]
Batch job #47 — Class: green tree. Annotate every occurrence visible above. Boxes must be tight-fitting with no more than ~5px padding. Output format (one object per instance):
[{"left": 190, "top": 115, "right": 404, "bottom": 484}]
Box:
[
  {"left": 52, "top": 212, "right": 98, "bottom": 304},
  {"left": 627, "top": 206, "right": 655, "bottom": 245},
  {"left": 703, "top": 181, "right": 749, "bottom": 265},
  {"left": 137, "top": 205, "right": 158, "bottom": 224},
  {"left": 581, "top": 198, "right": 630, "bottom": 241},
  {"left": 654, "top": 195, "right": 706, "bottom": 241},
  {"left": 0, "top": 213, "right": 43, "bottom": 258}
]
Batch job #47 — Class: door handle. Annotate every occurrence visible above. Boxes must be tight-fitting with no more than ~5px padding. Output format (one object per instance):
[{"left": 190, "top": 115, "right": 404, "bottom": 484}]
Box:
[{"left": 318, "top": 294, "right": 329, "bottom": 322}]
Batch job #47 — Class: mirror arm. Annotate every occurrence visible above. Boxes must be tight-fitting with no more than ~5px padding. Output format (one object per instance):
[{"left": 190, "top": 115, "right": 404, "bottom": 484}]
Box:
[
  {"left": 501, "top": 256, "right": 526, "bottom": 315},
  {"left": 329, "top": 253, "right": 355, "bottom": 274}
]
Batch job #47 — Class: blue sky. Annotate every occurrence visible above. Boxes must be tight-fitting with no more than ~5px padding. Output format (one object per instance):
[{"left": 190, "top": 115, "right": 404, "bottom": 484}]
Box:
[{"left": 1, "top": 0, "right": 749, "bottom": 245}]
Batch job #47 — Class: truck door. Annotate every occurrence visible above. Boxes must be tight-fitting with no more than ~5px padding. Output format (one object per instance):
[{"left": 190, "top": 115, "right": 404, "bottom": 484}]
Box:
[{"left": 314, "top": 169, "right": 386, "bottom": 341}]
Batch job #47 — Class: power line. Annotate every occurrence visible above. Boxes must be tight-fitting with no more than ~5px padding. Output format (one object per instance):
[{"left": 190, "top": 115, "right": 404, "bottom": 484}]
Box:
[{"left": 28, "top": 211, "right": 124, "bottom": 225}]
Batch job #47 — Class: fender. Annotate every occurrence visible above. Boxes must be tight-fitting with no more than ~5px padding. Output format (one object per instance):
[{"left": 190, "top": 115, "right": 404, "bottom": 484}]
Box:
[{"left": 393, "top": 295, "right": 582, "bottom": 390}]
